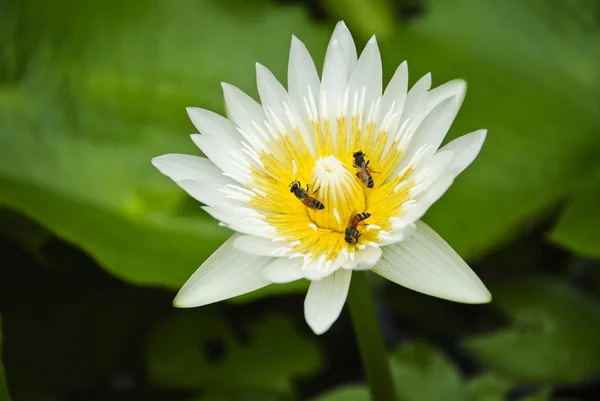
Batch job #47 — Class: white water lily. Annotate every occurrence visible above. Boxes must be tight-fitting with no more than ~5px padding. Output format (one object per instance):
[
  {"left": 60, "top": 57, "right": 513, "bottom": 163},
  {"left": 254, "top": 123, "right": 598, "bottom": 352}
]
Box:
[{"left": 153, "top": 21, "right": 491, "bottom": 335}]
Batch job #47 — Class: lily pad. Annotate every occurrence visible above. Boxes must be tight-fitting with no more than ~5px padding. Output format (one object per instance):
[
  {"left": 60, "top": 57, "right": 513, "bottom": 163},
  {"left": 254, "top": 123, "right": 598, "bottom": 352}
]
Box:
[
  {"left": 146, "top": 310, "right": 322, "bottom": 395},
  {"left": 464, "top": 279, "right": 600, "bottom": 384},
  {"left": 466, "top": 374, "right": 512, "bottom": 401},
  {"left": 390, "top": 341, "right": 464, "bottom": 401},
  {"left": 549, "top": 171, "right": 600, "bottom": 259}
]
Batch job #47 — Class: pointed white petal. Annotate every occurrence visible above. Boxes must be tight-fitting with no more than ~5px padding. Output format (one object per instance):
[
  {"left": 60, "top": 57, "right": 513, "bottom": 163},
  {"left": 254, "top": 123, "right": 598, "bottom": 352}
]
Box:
[
  {"left": 263, "top": 257, "right": 304, "bottom": 283},
  {"left": 233, "top": 234, "right": 283, "bottom": 257},
  {"left": 347, "top": 36, "right": 382, "bottom": 124},
  {"left": 288, "top": 35, "right": 320, "bottom": 125},
  {"left": 174, "top": 234, "right": 272, "bottom": 307},
  {"left": 152, "top": 154, "right": 222, "bottom": 182},
  {"left": 417, "top": 129, "right": 487, "bottom": 208},
  {"left": 426, "top": 79, "right": 467, "bottom": 115},
  {"left": 320, "top": 39, "right": 349, "bottom": 128},
  {"left": 221, "top": 83, "right": 273, "bottom": 152},
  {"left": 439, "top": 129, "right": 487, "bottom": 175},
  {"left": 203, "top": 206, "right": 275, "bottom": 239},
  {"left": 190, "top": 134, "right": 252, "bottom": 184},
  {"left": 378, "top": 61, "right": 408, "bottom": 152},
  {"left": 403, "top": 95, "right": 461, "bottom": 164},
  {"left": 186, "top": 107, "right": 241, "bottom": 147},
  {"left": 256, "top": 63, "right": 314, "bottom": 154},
  {"left": 374, "top": 221, "right": 491, "bottom": 304},
  {"left": 304, "top": 269, "right": 352, "bottom": 334},
  {"left": 320, "top": 22, "right": 357, "bottom": 136},
  {"left": 400, "top": 73, "right": 431, "bottom": 126},
  {"left": 152, "top": 154, "right": 242, "bottom": 208},
  {"left": 326, "top": 21, "right": 357, "bottom": 72}
]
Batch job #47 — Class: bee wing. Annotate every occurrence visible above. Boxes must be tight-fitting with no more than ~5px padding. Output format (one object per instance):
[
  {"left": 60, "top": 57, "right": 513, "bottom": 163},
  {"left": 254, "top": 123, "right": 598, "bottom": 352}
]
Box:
[{"left": 347, "top": 209, "right": 357, "bottom": 228}]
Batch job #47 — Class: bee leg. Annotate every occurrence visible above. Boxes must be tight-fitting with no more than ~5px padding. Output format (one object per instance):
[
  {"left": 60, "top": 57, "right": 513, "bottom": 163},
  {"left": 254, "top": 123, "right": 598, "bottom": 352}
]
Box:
[{"left": 313, "top": 186, "right": 320, "bottom": 194}]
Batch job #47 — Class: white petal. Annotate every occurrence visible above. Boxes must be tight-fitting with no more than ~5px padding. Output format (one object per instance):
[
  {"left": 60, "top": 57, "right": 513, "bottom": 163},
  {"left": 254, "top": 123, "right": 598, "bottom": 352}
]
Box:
[
  {"left": 263, "top": 257, "right": 304, "bottom": 283},
  {"left": 221, "top": 83, "right": 273, "bottom": 152},
  {"left": 256, "top": 63, "right": 315, "bottom": 154},
  {"left": 438, "top": 129, "right": 487, "bottom": 175},
  {"left": 343, "top": 246, "right": 382, "bottom": 270},
  {"left": 418, "top": 129, "right": 487, "bottom": 208},
  {"left": 326, "top": 21, "right": 357, "bottom": 73},
  {"left": 152, "top": 153, "right": 222, "bottom": 182},
  {"left": 347, "top": 36, "right": 382, "bottom": 124},
  {"left": 186, "top": 107, "right": 241, "bottom": 147},
  {"left": 320, "top": 39, "right": 349, "bottom": 129},
  {"left": 402, "top": 95, "right": 461, "bottom": 164},
  {"left": 377, "top": 61, "right": 408, "bottom": 152},
  {"left": 426, "top": 79, "right": 466, "bottom": 116},
  {"left": 152, "top": 154, "right": 240, "bottom": 208},
  {"left": 399, "top": 73, "right": 431, "bottom": 127},
  {"left": 288, "top": 35, "right": 320, "bottom": 126},
  {"left": 304, "top": 269, "right": 352, "bottom": 334},
  {"left": 320, "top": 22, "right": 356, "bottom": 132},
  {"left": 203, "top": 206, "right": 275, "bottom": 239},
  {"left": 190, "top": 134, "right": 252, "bottom": 184},
  {"left": 374, "top": 221, "right": 491, "bottom": 304},
  {"left": 233, "top": 234, "right": 285, "bottom": 257},
  {"left": 174, "top": 234, "right": 272, "bottom": 307}
]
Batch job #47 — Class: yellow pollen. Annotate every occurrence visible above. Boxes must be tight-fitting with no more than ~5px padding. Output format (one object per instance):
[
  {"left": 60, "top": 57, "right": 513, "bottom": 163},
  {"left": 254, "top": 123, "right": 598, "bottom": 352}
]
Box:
[{"left": 309, "top": 155, "right": 365, "bottom": 232}]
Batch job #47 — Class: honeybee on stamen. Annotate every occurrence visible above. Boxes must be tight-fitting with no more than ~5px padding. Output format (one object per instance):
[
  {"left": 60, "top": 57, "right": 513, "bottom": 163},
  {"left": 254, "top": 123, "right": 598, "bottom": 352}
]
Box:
[
  {"left": 289, "top": 180, "right": 325, "bottom": 210},
  {"left": 344, "top": 210, "right": 371, "bottom": 244},
  {"left": 353, "top": 150, "right": 379, "bottom": 188}
]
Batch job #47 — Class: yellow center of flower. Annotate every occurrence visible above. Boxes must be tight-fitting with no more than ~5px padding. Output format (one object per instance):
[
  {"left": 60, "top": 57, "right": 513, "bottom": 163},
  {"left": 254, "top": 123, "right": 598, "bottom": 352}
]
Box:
[{"left": 247, "top": 118, "right": 414, "bottom": 260}]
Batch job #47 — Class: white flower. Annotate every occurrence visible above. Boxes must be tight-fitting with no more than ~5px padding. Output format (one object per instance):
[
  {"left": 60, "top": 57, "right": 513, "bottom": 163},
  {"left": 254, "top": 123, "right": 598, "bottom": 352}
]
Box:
[{"left": 152, "top": 21, "right": 491, "bottom": 335}]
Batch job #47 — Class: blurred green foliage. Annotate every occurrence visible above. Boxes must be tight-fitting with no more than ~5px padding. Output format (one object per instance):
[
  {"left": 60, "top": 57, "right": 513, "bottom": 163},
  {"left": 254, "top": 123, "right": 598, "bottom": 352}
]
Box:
[
  {"left": 464, "top": 279, "right": 600, "bottom": 384},
  {"left": 0, "top": 318, "right": 11, "bottom": 401},
  {"left": 1, "top": 0, "right": 600, "bottom": 400},
  {"left": 147, "top": 311, "right": 321, "bottom": 394}
]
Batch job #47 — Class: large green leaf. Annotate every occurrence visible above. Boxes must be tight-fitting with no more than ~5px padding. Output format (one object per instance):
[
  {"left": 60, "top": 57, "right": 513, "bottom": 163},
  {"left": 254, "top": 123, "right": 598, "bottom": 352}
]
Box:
[
  {"left": 390, "top": 341, "right": 464, "bottom": 401},
  {"left": 549, "top": 170, "right": 600, "bottom": 259},
  {"left": 0, "top": 317, "right": 11, "bottom": 401},
  {"left": 376, "top": 0, "right": 600, "bottom": 259},
  {"left": 311, "top": 341, "right": 463, "bottom": 401},
  {"left": 146, "top": 310, "right": 322, "bottom": 395},
  {"left": 0, "top": 0, "right": 330, "bottom": 290},
  {"left": 1, "top": 0, "right": 599, "bottom": 293},
  {"left": 464, "top": 279, "right": 600, "bottom": 384},
  {"left": 466, "top": 374, "right": 512, "bottom": 401},
  {"left": 309, "top": 385, "right": 371, "bottom": 401}
]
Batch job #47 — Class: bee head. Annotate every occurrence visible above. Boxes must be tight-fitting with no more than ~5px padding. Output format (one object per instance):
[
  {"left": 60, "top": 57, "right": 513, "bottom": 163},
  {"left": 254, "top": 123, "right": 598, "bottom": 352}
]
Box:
[
  {"left": 289, "top": 180, "right": 299, "bottom": 192},
  {"left": 352, "top": 150, "right": 363, "bottom": 158}
]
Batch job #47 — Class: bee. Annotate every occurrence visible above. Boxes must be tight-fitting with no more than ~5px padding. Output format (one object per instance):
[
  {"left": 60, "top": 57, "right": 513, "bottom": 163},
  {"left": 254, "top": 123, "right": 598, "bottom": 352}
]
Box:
[
  {"left": 344, "top": 211, "right": 371, "bottom": 244},
  {"left": 352, "top": 150, "right": 378, "bottom": 188},
  {"left": 289, "top": 180, "right": 325, "bottom": 210}
]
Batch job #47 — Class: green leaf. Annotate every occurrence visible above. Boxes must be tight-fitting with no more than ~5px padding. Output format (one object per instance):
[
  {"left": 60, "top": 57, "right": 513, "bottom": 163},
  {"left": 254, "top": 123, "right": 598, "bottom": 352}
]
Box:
[
  {"left": 196, "top": 390, "right": 283, "bottom": 401},
  {"left": 377, "top": 0, "right": 600, "bottom": 259},
  {"left": 466, "top": 374, "right": 512, "bottom": 401},
  {"left": 464, "top": 279, "right": 600, "bottom": 384},
  {"left": 390, "top": 341, "right": 464, "bottom": 401},
  {"left": 0, "top": 317, "right": 12, "bottom": 401},
  {"left": 311, "top": 342, "right": 464, "bottom": 401},
  {"left": 549, "top": 171, "right": 600, "bottom": 258},
  {"left": 309, "top": 385, "right": 371, "bottom": 401},
  {"left": 520, "top": 388, "right": 552, "bottom": 401},
  {"left": 146, "top": 310, "right": 322, "bottom": 394},
  {"left": 0, "top": 0, "right": 330, "bottom": 291}
]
